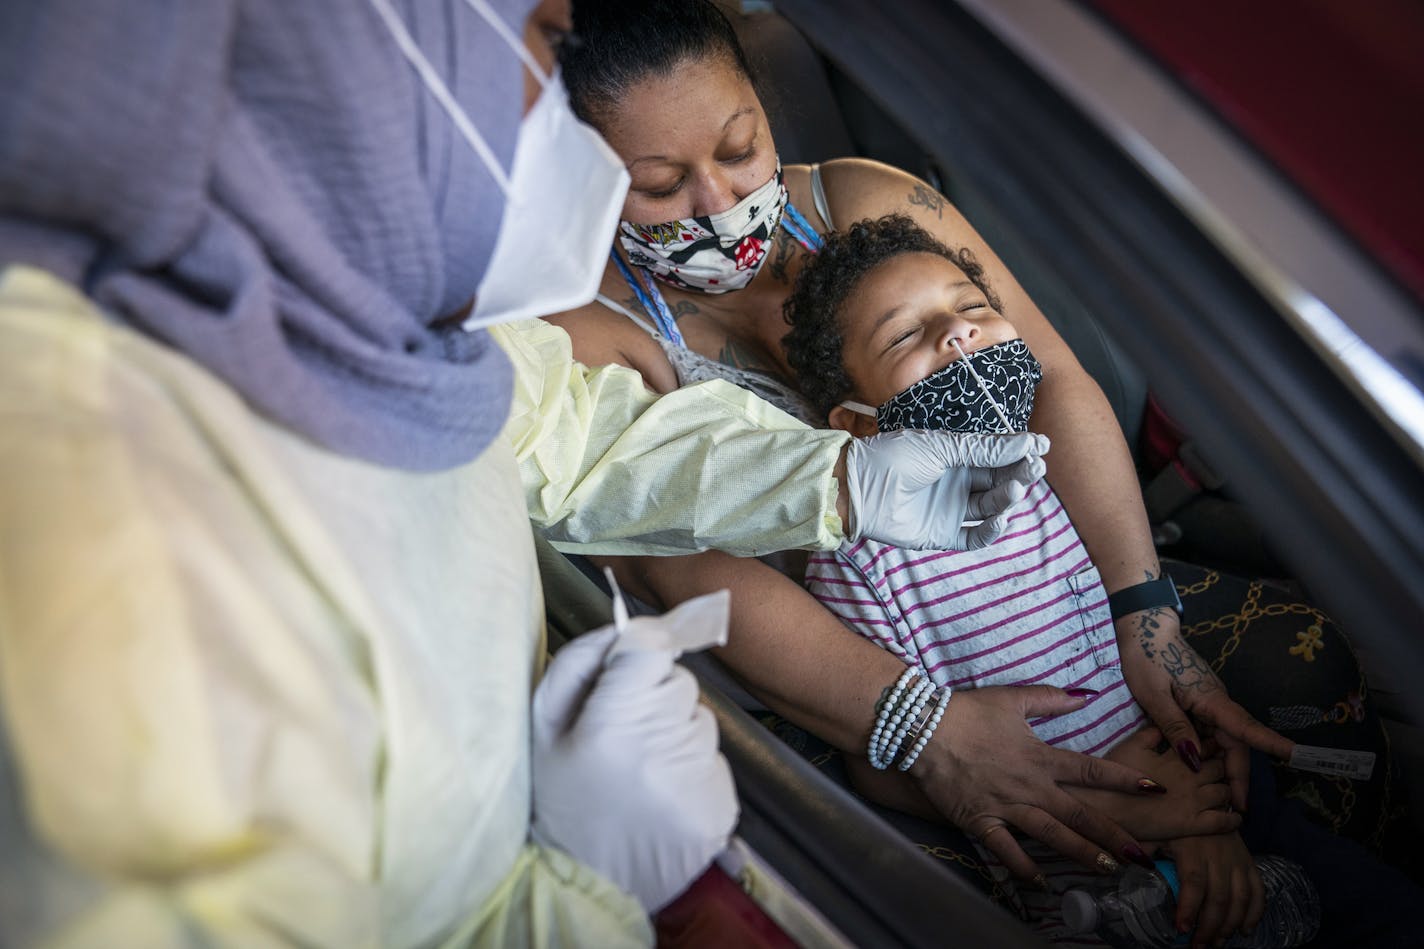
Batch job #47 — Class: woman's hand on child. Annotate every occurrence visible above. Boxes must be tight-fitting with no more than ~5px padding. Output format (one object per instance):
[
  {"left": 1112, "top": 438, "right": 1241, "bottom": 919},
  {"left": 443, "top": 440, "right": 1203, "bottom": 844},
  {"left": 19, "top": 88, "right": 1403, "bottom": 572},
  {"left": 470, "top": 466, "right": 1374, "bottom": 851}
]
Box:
[
  {"left": 908, "top": 684, "right": 1163, "bottom": 882},
  {"left": 844, "top": 430, "right": 1049, "bottom": 551},
  {"left": 1070, "top": 727, "right": 1241, "bottom": 841},
  {"left": 1162, "top": 831, "right": 1265, "bottom": 949},
  {"left": 1115, "top": 608, "right": 1293, "bottom": 810}
]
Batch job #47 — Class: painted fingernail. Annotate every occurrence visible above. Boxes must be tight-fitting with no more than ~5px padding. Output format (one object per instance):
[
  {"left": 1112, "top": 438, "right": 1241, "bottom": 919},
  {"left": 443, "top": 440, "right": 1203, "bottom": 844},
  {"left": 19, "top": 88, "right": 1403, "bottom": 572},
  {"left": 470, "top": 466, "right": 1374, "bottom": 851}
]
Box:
[
  {"left": 1095, "top": 852, "right": 1120, "bottom": 874},
  {"left": 1137, "top": 778, "right": 1168, "bottom": 794},
  {"left": 1176, "top": 740, "right": 1203, "bottom": 772},
  {"left": 1066, "top": 687, "right": 1099, "bottom": 698},
  {"left": 1121, "top": 843, "right": 1154, "bottom": 870},
  {"left": 1032, "top": 873, "right": 1052, "bottom": 893}
]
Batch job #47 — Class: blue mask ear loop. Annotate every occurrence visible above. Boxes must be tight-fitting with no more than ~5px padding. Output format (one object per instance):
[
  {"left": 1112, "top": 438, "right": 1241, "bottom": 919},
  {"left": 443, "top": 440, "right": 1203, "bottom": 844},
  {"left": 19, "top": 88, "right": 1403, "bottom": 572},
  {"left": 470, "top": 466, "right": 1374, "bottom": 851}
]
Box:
[
  {"left": 780, "top": 202, "right": 824, "bottom": 253},
  {"left": 951, "top": 338, "right": 1014, "bottom": 433}
]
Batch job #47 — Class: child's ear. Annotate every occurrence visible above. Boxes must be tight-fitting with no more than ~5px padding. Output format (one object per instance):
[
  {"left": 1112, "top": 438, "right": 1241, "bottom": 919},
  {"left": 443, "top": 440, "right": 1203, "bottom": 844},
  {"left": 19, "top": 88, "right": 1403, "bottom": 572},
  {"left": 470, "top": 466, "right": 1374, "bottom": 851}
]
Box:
[{"left": 827, "top": 404, "right": 880, "bottom": 438}]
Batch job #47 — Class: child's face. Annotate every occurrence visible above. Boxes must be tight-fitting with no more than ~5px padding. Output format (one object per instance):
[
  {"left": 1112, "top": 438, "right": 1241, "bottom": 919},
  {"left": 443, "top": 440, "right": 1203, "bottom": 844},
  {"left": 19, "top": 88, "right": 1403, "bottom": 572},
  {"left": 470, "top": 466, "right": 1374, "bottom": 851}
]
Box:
[{"left": 830, "top": 252, "right": 1018, "bottom": 434}]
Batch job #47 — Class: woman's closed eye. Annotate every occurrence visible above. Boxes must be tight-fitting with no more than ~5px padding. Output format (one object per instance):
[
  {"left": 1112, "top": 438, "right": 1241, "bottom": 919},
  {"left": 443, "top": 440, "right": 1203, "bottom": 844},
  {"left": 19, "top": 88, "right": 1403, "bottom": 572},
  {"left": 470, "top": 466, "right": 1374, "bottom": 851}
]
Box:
[
  {"left": 719, "top": 141, "right": 756, "bottom": 165},
  {"left": 640, "top": 178, "right": 684, "bottom": 199}
]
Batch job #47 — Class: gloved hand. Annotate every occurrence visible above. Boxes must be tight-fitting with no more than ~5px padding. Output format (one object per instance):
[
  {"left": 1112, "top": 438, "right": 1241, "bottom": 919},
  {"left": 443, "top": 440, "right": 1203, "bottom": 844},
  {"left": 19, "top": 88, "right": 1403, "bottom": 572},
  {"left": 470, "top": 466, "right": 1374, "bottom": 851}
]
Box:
[
  {"left": 845, "top": 430, "right": 1050, "bottom": 550},
  {"left": 531, "top": 621, "right": 737, "bottom": 913}
]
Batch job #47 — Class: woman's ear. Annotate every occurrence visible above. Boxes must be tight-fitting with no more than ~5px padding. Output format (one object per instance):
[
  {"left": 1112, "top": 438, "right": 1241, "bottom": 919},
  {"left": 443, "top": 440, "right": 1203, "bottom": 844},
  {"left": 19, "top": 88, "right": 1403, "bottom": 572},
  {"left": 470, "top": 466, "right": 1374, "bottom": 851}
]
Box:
[{"left": 827, "top": 404, "right": 880, "bottom": 438}]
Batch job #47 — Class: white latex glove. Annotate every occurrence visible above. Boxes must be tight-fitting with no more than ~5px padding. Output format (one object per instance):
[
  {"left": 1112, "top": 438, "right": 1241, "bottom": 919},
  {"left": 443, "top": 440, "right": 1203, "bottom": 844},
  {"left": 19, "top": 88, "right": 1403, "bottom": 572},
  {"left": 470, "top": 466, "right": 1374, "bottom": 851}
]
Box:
[
  {"left": 531, "top": 596, "right": 738, "bottom": 913},
  {"left": 845, "top": 430, "right": 1050, "bottom": 550}
]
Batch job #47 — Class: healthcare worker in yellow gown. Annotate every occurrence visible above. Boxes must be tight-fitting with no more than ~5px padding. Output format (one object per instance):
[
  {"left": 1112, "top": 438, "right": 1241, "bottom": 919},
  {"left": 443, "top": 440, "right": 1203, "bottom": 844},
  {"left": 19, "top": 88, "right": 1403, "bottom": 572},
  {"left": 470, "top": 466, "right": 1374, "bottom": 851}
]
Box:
[{"left": 0, "top": 0, "right": 1049, "bottom": 945}]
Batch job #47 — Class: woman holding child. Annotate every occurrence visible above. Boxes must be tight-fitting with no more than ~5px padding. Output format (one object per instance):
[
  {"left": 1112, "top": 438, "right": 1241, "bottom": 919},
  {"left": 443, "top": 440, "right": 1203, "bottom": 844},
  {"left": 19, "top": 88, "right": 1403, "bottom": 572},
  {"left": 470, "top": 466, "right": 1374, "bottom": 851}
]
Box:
[{"left": 547, "top": 1, "right": 1413, "bottom": 945}]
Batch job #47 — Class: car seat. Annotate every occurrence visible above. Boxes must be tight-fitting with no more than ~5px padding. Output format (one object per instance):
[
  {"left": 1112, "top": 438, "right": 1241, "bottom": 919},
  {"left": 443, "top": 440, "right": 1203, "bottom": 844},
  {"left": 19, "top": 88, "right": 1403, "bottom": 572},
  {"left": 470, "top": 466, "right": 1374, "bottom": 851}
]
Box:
[{"left": 719, "top": 0, "right": 1150, "bottom": 446}]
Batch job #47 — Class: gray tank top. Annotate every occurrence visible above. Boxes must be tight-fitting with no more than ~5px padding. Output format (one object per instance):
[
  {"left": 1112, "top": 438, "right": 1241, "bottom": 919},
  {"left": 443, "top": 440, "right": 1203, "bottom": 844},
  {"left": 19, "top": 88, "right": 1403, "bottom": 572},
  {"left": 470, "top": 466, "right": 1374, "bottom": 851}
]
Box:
[{"left": 593, "top": 293, "right": 822, "bottom": 427}]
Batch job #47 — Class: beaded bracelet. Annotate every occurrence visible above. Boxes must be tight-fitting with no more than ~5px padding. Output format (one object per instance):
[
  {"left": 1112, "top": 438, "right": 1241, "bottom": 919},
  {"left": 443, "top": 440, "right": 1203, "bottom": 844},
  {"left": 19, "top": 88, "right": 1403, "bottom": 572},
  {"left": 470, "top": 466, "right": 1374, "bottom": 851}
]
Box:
[
  {"left": 898, "top": 685, "right": 952, "bottom": 772},
  {"left": 881, "top": 677, "right": 932, "bottom": 765},
  {"left": 867, "top": 666, "right": 918, "bottom": 766},
  {"left": 869, "top": 668, "right": 936, "bottom": 770},
  {"left": 892, "top": 697, "right": 940, "bottom": 768}
]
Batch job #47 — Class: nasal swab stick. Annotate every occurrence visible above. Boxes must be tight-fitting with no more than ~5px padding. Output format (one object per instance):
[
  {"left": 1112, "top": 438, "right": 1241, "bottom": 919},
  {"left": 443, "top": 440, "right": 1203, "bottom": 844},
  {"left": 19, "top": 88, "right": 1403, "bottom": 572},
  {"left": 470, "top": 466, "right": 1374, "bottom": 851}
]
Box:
[{"left": 952, "top": 338, "right": 1014, "bottom": 432}]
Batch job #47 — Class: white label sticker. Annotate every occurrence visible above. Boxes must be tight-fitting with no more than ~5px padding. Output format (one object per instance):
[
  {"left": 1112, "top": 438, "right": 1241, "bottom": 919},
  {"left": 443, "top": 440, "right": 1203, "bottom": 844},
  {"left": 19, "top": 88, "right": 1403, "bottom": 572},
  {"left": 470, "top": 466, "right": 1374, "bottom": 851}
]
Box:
[{"left": 1288, "top": 745, "right": 1376, "bottom": 781}]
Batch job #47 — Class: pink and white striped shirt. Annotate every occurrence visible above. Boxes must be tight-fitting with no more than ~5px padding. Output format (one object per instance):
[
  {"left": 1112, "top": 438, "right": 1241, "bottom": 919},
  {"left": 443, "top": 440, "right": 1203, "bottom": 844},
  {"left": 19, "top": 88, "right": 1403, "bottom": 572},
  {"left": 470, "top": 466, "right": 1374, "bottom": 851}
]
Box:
[
  {"left": 807, "top": 477, "right": 1150, "bottom": 944},
  {"left": 806, "top": 477, "right": 1145, "bottom": 757}
]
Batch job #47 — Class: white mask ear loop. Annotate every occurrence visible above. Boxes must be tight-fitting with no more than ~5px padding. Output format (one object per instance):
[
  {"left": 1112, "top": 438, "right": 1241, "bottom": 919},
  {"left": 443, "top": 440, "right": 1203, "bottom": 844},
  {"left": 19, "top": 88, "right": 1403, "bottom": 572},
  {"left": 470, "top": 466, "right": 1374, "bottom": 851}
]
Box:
[
  {"left": 839, "top": 400, "right": 878, "bottom": 417},
  {"left": 367, "top": 0, "right": 514, "bottom": 193},
  {"left": 460, "top": 0, "right": 553, "bottom": 91},
  {"left": 951, "top": 338, "right": 1014, "bottom": 432}
]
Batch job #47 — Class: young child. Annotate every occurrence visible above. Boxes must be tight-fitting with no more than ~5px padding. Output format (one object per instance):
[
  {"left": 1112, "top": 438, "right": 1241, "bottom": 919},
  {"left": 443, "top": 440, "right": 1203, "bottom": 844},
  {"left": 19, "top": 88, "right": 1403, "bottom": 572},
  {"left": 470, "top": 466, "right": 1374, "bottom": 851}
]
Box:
[{"left": 780, "top": 214, "right": 1417, "bottom": 947}]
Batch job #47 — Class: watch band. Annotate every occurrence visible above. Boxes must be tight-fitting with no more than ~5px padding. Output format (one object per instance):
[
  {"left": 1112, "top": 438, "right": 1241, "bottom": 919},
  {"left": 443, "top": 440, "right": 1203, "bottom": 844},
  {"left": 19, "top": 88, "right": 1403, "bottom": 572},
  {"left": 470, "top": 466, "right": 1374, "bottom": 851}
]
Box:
[{"left": 1108, "top": 577, "right": 1183, "bottom": 620}]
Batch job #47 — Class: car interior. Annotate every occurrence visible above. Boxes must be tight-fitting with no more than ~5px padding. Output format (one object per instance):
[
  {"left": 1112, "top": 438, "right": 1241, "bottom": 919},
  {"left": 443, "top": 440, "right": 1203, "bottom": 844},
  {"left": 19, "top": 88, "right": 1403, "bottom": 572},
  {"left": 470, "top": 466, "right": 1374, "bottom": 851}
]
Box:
[{"left": 539, "top": 1, "right": 1424, "bottom": 944}]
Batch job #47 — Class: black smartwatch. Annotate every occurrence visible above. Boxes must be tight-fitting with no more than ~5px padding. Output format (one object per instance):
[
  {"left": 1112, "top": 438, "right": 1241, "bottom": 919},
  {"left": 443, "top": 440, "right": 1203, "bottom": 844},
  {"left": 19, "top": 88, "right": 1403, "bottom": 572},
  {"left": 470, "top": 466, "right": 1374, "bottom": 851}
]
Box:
[{"left": 1108, "top": 576, "right": 1184, "bottom": 621}]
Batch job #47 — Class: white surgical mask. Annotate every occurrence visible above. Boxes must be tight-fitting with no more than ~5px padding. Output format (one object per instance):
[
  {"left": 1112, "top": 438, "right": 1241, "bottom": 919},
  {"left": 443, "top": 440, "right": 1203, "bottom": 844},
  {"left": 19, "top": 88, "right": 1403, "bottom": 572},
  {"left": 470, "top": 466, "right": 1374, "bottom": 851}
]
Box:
[{"left": 368, "top": 0, "right": 630, "bottom": 330}]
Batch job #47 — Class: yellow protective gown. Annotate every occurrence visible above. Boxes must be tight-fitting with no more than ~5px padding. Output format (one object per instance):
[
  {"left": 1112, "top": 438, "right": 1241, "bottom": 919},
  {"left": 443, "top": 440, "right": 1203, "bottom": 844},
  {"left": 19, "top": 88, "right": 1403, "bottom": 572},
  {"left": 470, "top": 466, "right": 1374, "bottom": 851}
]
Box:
[
  {"left": 493, "top": 318, "right": 845, "bottom": 556},
  {"left": 0, "top": 266, "right": 847, "bottom": 947}
]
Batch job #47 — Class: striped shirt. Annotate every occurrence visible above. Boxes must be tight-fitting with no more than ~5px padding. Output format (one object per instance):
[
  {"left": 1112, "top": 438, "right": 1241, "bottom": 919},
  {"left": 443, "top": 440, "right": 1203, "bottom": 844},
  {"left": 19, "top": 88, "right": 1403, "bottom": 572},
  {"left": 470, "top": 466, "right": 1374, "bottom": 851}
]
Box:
[{"left": 805, "top": 477, "right": 1149, "bottom": 944}]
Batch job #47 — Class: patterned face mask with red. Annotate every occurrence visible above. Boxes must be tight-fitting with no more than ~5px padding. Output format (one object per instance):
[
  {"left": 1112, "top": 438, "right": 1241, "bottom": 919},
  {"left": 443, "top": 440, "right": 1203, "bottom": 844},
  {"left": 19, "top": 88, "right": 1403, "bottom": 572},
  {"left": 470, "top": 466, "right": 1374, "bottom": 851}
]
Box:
[{"left": 617, "top": 163, "right": 787, "bottom": 293}]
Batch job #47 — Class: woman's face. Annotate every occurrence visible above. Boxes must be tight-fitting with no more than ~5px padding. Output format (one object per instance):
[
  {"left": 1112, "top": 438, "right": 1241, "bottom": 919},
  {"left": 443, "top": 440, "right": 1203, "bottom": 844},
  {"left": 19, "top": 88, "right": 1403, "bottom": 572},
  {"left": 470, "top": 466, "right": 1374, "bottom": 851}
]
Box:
[{"left": 597, "top": 54, "right": 778, "bottom": 225}]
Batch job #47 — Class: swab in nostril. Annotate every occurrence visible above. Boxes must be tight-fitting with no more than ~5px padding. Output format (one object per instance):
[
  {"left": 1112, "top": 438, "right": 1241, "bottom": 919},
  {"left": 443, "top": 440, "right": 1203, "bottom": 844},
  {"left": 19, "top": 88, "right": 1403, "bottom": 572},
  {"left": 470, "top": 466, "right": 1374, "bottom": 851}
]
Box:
[{"left": 952, "top": 338, "right": 1014, "bottom": 433}]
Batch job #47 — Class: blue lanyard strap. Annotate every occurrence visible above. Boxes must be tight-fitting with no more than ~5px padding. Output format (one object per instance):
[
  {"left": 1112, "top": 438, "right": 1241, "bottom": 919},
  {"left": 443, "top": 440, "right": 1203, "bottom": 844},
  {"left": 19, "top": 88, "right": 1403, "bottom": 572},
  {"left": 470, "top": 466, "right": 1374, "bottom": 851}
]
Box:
[
  {"left": 781, "top": 200, "right": 824, "bottom": 253},
  {"left": 610, "top": 249, "right": 685, "bottom": 347}
]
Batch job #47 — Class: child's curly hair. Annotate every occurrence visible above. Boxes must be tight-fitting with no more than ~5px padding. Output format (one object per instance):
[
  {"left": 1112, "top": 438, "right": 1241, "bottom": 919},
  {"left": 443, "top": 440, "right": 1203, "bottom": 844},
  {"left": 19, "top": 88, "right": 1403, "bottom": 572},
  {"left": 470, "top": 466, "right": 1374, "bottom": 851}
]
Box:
[{"left": 782, "top": 213, "right": 1001, "bottom": 418}]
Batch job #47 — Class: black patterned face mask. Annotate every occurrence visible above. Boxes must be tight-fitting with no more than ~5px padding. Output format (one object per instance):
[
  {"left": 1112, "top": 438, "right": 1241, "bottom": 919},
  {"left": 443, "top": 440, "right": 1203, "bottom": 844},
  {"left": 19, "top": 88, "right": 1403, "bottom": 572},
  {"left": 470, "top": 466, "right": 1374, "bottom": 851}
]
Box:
[{"left": 854, "top": 339, "right": 1043, "bottom": 434}]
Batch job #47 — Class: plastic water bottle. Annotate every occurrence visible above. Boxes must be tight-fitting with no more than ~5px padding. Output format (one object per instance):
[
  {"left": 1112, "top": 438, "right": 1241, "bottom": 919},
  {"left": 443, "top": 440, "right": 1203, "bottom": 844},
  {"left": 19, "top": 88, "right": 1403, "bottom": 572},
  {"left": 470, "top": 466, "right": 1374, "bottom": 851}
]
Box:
[{"left": 1060, "top": 856, "right": 1320, "bottom": 948}]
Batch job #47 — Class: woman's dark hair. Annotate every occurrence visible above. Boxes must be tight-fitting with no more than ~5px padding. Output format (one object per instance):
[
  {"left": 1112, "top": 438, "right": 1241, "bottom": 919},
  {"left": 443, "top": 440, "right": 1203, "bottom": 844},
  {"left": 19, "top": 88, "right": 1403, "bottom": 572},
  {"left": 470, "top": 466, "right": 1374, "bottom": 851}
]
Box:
[
  {"left": 561, "top": 0, "right": 754, "bottom": 129},
  {"left": 782, "top": 213, "right": 1002, "bottom": 418}
]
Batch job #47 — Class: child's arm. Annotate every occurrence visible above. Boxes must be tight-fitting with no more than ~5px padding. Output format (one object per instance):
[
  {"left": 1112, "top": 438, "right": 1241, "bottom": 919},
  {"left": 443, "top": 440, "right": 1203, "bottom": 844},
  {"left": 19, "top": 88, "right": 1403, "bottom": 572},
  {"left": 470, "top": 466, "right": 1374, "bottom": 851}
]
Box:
[
  {"left": 1091, "top": 732, "right": 1264, "bottom": 948},
  {"left": 1161, "top": 833, "right": 1265, "bottom": 949},
  {"left": 1071, "top": 728, "right": 1242, "bottom": 842}
]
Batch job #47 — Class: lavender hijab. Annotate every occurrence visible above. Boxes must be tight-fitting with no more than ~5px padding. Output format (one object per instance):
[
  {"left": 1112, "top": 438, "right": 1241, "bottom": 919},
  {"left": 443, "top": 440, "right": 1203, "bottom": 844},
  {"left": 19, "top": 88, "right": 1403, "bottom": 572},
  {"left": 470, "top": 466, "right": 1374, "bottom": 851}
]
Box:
[{"left": 0, "top": 0, "right": 539, "bottom": 469}]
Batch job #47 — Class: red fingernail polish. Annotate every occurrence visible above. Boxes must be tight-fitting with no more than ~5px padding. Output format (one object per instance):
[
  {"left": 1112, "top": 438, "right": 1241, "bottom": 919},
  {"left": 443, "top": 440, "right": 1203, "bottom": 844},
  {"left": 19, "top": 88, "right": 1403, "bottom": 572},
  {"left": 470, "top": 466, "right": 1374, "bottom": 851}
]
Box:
[
  {"left": 1121, "top": 843, "right": 1154, "bottom": 870},
  {"left": 1176, "top": 740, "right": 1202, "bottom": 772},
  {"left": 1066, "top": 687, "right": 1099, "bottom": 698},
  {"left": 1137, "top": 778, "right": 1168, "bottom": 794}
]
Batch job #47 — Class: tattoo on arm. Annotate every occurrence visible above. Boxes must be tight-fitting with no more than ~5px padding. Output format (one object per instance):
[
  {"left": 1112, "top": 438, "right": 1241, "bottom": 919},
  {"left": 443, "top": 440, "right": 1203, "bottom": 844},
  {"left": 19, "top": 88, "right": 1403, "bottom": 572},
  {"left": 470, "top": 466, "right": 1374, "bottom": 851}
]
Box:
[
  {"left": 1133, "top": 568, "right": 1170, "bottom": 657},
  {"left": 1134, "top": 605, "right": 1168, "bottom": 658},
  {"left": 1159, "top": 641, "right": 1216, "bottom": 694},
  {"left": 907, "top": 184, "right": 946, "bottom": 219},
  {"left": 1132, "top": 568, "right": 1217, "bottom": 694}
]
